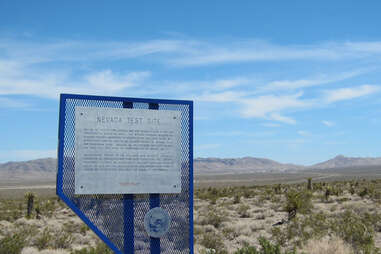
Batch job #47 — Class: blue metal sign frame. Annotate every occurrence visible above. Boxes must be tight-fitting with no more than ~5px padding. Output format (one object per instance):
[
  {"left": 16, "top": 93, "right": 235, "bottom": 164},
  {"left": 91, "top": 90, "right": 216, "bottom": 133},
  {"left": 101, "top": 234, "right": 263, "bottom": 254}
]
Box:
[{"left": 57, "top": 93, "right": 193, "bottom": 254}]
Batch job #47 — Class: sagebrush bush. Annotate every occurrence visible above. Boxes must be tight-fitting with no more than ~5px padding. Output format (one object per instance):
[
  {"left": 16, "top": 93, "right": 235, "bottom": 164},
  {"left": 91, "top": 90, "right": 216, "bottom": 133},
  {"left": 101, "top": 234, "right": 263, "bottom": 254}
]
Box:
[
  {"left": 0, "top": 232, "right": 26, "bottom": 254},
  {"left": 300, "top": 236, "right": 355, "bottom": 254},
  {"left": 71, "top": 242, "right": 113, "bottom": 254},
  {"left": 237, "top": 204, "right": 251, "bottom": 218},
  {"left": 200, "top": 231, "right": 227, "bottom": 254},
  {"left": 332, "top": 210, "right": 375, "bottom": 253},
  {"left": 201, "top": 210, "right": 224, "bottom": 228},
  {"left": 53, "top": 230, "right": 73, "bottom": 249},
  {"left": 34, "top": 228, "right": 53, "bottom": 250},
  {"left": 234, "top": 237, "right": 297, "bottom": 254},
  {"left": 284, "top": 189, "right": 312, "bottom": 218}
]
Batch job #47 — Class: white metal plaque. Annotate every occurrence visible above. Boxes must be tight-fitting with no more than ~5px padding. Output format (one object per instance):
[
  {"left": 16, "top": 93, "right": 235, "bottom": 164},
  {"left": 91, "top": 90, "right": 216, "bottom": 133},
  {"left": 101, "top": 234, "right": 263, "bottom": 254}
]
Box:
[{"left": 74, "top": 106, "right": 181, "bottom": 194}]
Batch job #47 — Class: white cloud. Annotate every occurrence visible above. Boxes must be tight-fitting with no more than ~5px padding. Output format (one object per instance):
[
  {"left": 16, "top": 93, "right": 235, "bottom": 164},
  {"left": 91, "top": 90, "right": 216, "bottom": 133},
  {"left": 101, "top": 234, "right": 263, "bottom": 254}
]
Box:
[
  {"left": 169, "top": 40, "right": 381, "bottom": 66},
  {"left": 0, "top": 61, "right": 150, "bottom": 100},
  {"left": 344, "top": 41, "right": 381, "bottom": 54},
  {"left": 261, "top": 122, "right": 281, "bottom": 127},
  {"left": 84, "top": 70, "right": 150, "bottom": 92},
  {"left": 1, "top": 37, "right": 381, "bottom": 124},
  {"left": 3, "top": 38, "right": 381, "bottom": 68},
  {"left": 207, "top": 131, "right": 275, "bottom": 137},
  {"left": 0, "top": 39, "right": 194, "bottom": 64},
  {"left": 322, "top": 120, "right": 335, "bottom": 127},
  {"left": 240, "top": 92, "right": 308, "bottom": 123},
  {"left": 324, "top": 85, "right": 381, "bottom": 103},
  {"left": 269, "top": 113, "right": 297, "bottom": 124},
  {"left": 211, "top": 77, "right": 251, "bottom": 90},
  {"left": 0, "top": 97, "right": 31, "bottom": 108},
  {"left": 0, "top": 149, "right": 57, "bottom": 163},
  {"left": 297, "top": 130, "right": 311, "bottom": 136},
  {"left": 265, "top": 69, "right": 368, "bottom": 91}
]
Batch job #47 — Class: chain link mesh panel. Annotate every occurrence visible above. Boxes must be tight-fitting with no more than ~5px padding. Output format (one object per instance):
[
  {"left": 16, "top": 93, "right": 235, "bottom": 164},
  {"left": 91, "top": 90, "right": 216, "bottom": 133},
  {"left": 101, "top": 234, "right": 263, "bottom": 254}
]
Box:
[{"left": 57, "top": 94, "right": 192, "bottom": 254}]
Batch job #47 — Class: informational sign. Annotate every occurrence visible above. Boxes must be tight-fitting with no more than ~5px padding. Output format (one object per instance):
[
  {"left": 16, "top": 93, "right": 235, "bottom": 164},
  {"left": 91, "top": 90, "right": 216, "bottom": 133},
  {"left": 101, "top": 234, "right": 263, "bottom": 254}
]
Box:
[
  {"left": 56, "top": 94, "right": 193, "bottom": 254},
  {"left": 74, "top": 107, "right": 181, "bottom": 194}
]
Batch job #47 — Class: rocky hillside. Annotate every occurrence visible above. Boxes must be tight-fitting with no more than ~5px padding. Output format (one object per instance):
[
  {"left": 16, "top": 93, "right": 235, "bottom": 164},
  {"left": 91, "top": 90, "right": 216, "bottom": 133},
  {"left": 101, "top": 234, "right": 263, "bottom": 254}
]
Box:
[
  {"left": 194, "top": 157, "right": 303, "bottom": 174},
  {"left": 0, "top": 158, "right": 56, "bottom": 185},
  {"left": 309, "top": 155, "right": 381, "bottom": 169}
]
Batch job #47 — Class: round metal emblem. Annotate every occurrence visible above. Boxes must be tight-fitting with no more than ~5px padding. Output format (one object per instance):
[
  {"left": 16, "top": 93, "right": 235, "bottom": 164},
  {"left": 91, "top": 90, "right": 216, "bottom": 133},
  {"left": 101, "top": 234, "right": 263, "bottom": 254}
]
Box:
[{"left": 144, "top": 207, "right": 171, "bottom": 238}]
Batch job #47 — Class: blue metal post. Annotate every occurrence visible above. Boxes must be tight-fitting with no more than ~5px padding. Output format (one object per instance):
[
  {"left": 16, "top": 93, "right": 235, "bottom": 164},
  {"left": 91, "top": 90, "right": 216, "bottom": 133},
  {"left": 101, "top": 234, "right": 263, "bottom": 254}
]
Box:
[
  {"left": 149, "top": 102, "right": 160, "bottom": 254},
  {"left": 123, "top": 101, "right": 134, "bottom": 254}
]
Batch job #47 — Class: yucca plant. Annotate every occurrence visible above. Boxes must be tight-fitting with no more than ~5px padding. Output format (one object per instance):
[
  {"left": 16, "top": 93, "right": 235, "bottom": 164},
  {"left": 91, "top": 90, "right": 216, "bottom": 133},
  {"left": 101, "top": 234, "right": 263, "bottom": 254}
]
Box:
[
  {"left": 307, "top": 178, "right": 312, "bottom": 191},
  {"left": 24, "top": 192, "right": 35, "bottom": 219},
  {"left": 325, "top": 187, "right": 331, "bottom": 201}
]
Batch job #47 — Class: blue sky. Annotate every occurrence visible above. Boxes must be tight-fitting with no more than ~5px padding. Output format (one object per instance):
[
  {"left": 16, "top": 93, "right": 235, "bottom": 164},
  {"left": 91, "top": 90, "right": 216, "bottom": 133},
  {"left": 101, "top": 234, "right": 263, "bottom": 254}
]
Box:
[{"left": 0, "top": 1, "right": 381, "bottom": 165}]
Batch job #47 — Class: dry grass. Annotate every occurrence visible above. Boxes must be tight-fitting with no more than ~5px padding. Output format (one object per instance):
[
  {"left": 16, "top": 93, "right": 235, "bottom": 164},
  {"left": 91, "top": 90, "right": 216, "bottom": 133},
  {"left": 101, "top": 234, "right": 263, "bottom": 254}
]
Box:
[
  {"left": 300, "top": 236, "right": 355, "bottom": 254},
  {"left": 1, "top": 178, "right": 381, "bottom": 253}
]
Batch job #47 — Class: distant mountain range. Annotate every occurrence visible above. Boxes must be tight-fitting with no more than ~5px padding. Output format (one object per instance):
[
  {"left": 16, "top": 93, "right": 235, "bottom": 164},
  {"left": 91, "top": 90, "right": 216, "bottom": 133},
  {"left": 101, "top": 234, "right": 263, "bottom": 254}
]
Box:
[
  {"left": 0, "top": 155, "right": 381, "bottom": 185},
  {"left": 0, "top": 158, "right": 57, "bottom": 185},
  {"left": 194, "top": 157, "right": 303, "bottom": 174},
  {"left": 195, "top": 155, "right": 381, "bottom": 174},
  {"left": 308, "top": 155, "right": 381, "bottom": 170}
]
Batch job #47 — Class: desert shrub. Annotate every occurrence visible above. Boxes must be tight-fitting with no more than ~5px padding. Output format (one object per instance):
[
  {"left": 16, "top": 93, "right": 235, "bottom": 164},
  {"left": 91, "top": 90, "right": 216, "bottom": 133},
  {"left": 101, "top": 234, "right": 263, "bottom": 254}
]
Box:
[
  {"left": 41, "top": 199, "right": 57, "bottom": 216},
  {"left": 359, "top": 187, "right": 369, "bottom": 198},
  {"left": 371, "top": 191, "right": 381, "bottom": 200},
  {"left": 300, "top": 236, "right": 355, "bottom": 254},
  {"left": 303, "top": 212, "right": 330, "bottom": 238},
  {"left": 201, "top": 210, "right": 224, "bottom": 228},
  {"left": 210, "top": 196, "right": 218, "bottom": 205},
  {"left": 336, "top": 197, "right": 350, "bottom": 204},
  {"left": 273, "top": 208, "right": 381, "bottom": 253},
  {"left": 0, "top": 199, "right": 23, "bottom": 222},
  {"left": 63, "top": 221, "right": 79, "bottom": 234},
  {"left": 312, "top": 182, "right": 323, "bottom": 191},
  {"left": 71, "top": 242, "right": 113, "bottom": 254},
  {"left": 34, "top": 228, "right": 53, "bottom": 250},
  {"left": 256, "top": 213, "right": 266, "bottom": 220},
  {"left": 358, "top": 185, "right": 375, "bottom": 199},
  {"left": 271, "top": 227, "right": 287, "bottom": 246},
  {"left": 284, "top": 189, "right": 312, "bottom": 218},
  {"left": 274, "top": 184, "right": 282, "bottom": 195},
  {"left": 234, "top": 237, "right": 297, "bottom": 254},
  {"left": 243, "top": 188, "right": 255, "bottom": 198},
  {"left": 80, "top": 224, "right": 90, "bottom": 235},
  {"left": 237, "top": 204, "right": 250, "bottom": 218},
  {"left": 234, "top": 245, "right": 259, "bottom": 254},
  {"left": 330, "top": 185, "right": 343, "bottom": 196},
  {"left": 233, "top": 194, "right": 241, "bottom": 204},
  {"left": 0, "top": 232, "right": 26, "bottom": 254},
  {"left": 331, "top": 210, "right": 375, "bottom": 253},
  {"left": 222, "top": 226, "right": 239, "bottom": 240},
  {"left": 264, "top": 188, "right": 275, "bottom": 201},
  {"left": 272, "top": 212, "right": 330, "bottom": 247},
  {"left": 200, "top": 232, "right": 227, "bottom": 254},
  {"left": 349, "top": 186, "right": 355, "bottom": 195},
  {"left": 53, "top": 230, "right": 73, "bottom": 249}
]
